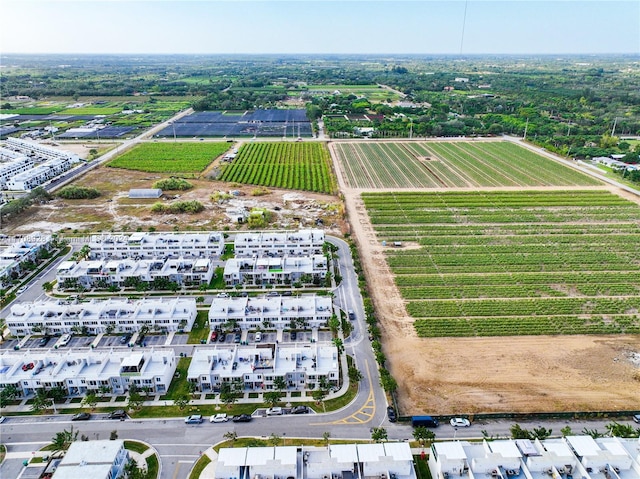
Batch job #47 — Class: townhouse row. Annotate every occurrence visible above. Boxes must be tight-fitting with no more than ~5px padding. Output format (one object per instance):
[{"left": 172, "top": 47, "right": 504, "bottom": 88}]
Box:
[{"left": 0, "top": 234, "right": 53, "bottom": 289}]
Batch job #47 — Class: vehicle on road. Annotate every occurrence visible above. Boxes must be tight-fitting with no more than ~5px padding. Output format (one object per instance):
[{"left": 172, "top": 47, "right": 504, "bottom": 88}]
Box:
[
  {"left": 108, "top": 410, "right": 127, "bottom": 420},
  {"left": 0, "top": 416, "right": 5, "bottom": 423},
  {"left": 210, "top": 413, "right": 229, "bottom": 423},
  {"left": 290, "top": 406, "right": 309, "bottom": 414},
  {"left": 387, "top": 406, "right": 397, "bottom": 423},
  {"left": 266, "top": 407, "right": 283, "bottom": 416},
  {"left": 634, "top": 414, "right": 640, "bottom": 423},
  {"left": 450, "top": 417, "right": 471, "bottom": 427},
  {"left": 17, "top": 286, "right": 27, "bottom": 294},
  {"left": 72, "top": 413, "right": 91, "bottom": 421},
  {"left": 348, "top": 310, "right": 355, "bottom": 320},
  {"left": 232, "top": 414, "right": 252, "bottom": 422},
  {"left": 185, "top": 415, "right": 203, "bottom": 424},
  {"left": 411, "top": 415, "right": 439, "bottom": 427}
]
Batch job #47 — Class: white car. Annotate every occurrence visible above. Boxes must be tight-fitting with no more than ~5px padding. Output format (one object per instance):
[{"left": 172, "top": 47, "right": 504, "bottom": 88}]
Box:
[
  {"left": 450, "top": 417, "right": 471, "bottom": 427},
  {"left": 210, "top": 413, "right": 229, "bottom": 423},
  {"left": 216, "top": 292, "right": 229, "bottom": 298},
  {"left": 16, "top": 286, "right": 27, "bottom": 294},
  {"left": 266, "top": 407, "right": 283, "bottom": 416}
]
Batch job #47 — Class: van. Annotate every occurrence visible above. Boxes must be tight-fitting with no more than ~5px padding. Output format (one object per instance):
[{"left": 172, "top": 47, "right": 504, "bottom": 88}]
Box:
[{"left": 411, "top": 415, "right": 439, "bottom": 428}]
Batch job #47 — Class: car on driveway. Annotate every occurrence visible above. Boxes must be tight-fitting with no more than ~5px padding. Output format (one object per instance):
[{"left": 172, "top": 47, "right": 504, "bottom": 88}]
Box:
[
  {"left": 185, "top": 415, "right": 203, "bottom": 424},
  {"left": 450, "top": 417, "right": 471, "bottom": 427},
  {"left": 387, "top": 406, "right": 397, "bottom": 423},
  {"left": 210, "top": 331, "right": 218, "bottom": 342},
  {"left": 290, "top": 405, "right": 309, "bottom": 414},
  {"left": 232, "top": 414, "right": 252, "bottom": 423},
  {"left": 266, "top": 407, "right": 283, "bottom": 416},
  {"left": 72, "top": 412, "right": 91, "bottom": 421},
  {"left": 38, "top": 336, "right": 50, "bottom": 347},
  {"left": 120, "top": 334, "right": 131, "bottom": 345},
  {"left": 218, "top": 332, "right": 227, "bottom": 342},
  {"left": 108, "top": 410, "right": 127, "bottom": 420},
  {"left": 210, "top": 413, "right": 229, "bottom": 423},
  {"left": 234, "top": 332, "right": 241, "bottom": 343}
]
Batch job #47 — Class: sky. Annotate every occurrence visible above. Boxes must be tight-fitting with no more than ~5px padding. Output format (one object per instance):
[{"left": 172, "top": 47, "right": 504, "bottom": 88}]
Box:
[{"left": 1, "top": 0, "right": 639, "bottom": 55}]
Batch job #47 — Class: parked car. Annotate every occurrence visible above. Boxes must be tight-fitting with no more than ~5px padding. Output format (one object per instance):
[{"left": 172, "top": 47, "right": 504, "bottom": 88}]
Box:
[
  {"left": 16, "top": 286, "right": 27, "bottom": 295},
  {"left": 290, "top": 406, "right": 309, "bottom": 414},
  {"left": 135, "top": 334, "right": 145, "bottom": 346},
  {"left": 216, "top": 292, "right": 229, "bottom": 298},
  {"left": 59, "top": 334, "right": 72, "bottom": 347},
  {"left": 254, "top": 331, "right": 262, "bottom": 342},
  {"left": 218, "top": 332, "right": 226, "bottom": 342},
  {"left": 387, "top": 406, "right": 397, "bottom": 423},
  {"left": 108, "top": 410, "right": 127, "bottom": 420},
  {"left": 0, "top": 416, "right": 6, "bottom": 423},
  {"left": 267, "top": 291, "right": 279, "bottom": 297},
  {"left": 210, "top": 331, "right": 218, "bottom": 342},
  {"left": 232, "top": 414, "right": 252, "bottom": 423},
  {"left": 38, "top": 336, "right": 50, "bottom": 347},
  {"left": 266, "top": 407, "right": 283, "bottom": 416},
  {"left": 450, "top": 417, "right": 471, "bottom": 427},
  {"left": 185, "top": 415, "right": 203, "bottom": 424},
  {"left": 233, "top": 332, "right": 241, "bottom": 343},
  {"left": 72, "top": 412, "right": 91, "bottom": 421},
  {"left": 290, "top": 331, "right": 297, "bottom": 340},
  {"left": 633, "top": 414, "right": 640, "bottom": 423},
  {"left": 120, "top": 334, "right": 131, "bottom": 345},
  {"left": 210, "top": 413, "right": 229, "bottom": 423}
]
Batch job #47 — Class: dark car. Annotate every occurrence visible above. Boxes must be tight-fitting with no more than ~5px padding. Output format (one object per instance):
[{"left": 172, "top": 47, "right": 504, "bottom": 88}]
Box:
[
  {"left": 107, "top": 409, "right": 127, "bottom": 419},
  {"left": 387, "top": 406, "right": 397, "bottom": 423},
  {"left": 218, "top": 333, "right": 227, "bottom": 342},
  {"left": 38, "top": 336, "right": 50, "bottom": 347},
  {"left": 71, "top": 412, "right": 91, "bottom": 421},
  {"left": 120, "top": 334, "right": 131, "bottom": 345},
  {"left": 135, "top": 334, "right": 145, "bottom": 346},
  {"left": 290, "top": 405, "right": 309, "bottom": 414},
  {"left": 290, "top": 331, "right": 297, "bottom": 340},
  {"left": 232, "top": 414, "right": 252, "bottom": 423},
  {"left": 233, "top": 332, "right": 241, "bottom": 343}
]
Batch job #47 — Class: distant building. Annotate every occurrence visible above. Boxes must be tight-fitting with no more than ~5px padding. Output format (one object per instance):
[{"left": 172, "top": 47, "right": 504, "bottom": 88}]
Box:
[
  {"left": 454, "top": 77, "right": 470, "bottom": 82},
  {"left": 128, "top": 188, "right": 162, "bottom": 199},
  {"left": 223, "top": 255, "right": 327, "bottom": 286},
  {"left": 52, "top": 440, "right": 128, "bottom": 479},
  {"left": 234, "top": 229, "right": 325, "bottom": 257},
  {"left": 0, "top": 234, "right": 52, "bottom": 289}
]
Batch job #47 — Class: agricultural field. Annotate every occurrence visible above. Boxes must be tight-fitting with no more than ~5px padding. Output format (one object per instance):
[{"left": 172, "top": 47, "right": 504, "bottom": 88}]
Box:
[
  {"left": 220, "top": 142, "right": 337, "bottom": 194},
  {"left": 363, "top": 190, "right": 640, "bottom": 337},
  {"left": 107, "top": 142, "right": 230, "bottom": 175},
  {"left": 334, "top": 141, "right": 600, "bottom": 188}
]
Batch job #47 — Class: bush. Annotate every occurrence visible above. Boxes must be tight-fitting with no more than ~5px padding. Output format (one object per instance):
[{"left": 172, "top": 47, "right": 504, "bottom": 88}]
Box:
[
  {"left": 151, "top": 200, "right": 204, "bottom": 214},
  {"left": 153, "top": 178, "right": 193, "bottom": 191},
  {"left": 57, "top": 186, "right": 101, "bottom": 200}
]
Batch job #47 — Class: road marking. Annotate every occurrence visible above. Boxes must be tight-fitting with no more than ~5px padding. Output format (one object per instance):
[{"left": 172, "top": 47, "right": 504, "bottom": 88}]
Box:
[{"left": 311, "top": 359, "right": 376, "bottom": 425}]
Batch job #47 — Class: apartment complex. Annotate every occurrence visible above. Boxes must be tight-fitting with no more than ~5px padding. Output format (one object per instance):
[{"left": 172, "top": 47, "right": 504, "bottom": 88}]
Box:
[
  {"left": 223, "top": 255, "right": 327, "bottom": 286},
  {"left": 187, "top": 343, "right": 339, "bottom": 392},
  {"left": 6, "top": 297, "right": 197, "bottom": 336},
  {"left": 52, "top": 440, "right": 128, "bottom": 479},
  {"left": 56, "top": 257, "right": 214, "bottom": 290},
  {"left": 0, "top": 234, "right": 52, "bottom": 289},
  {"left": 208, "top": 295, "right": 333, "bottom": 330},
  {"left": 0, "top": 348, "right": 176, "bottom": 397},
  {"left": 88, "top": 231, "right": 225, "bottom": 260},
  {"left": 234, "top": 229, "right": 325, "bottom": 257},
  {"left": 216, "top": 443, "right": 416, "bottom": 479}
]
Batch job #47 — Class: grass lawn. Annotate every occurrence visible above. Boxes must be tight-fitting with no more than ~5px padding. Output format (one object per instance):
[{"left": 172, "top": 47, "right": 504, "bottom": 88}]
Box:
[
  {"left": 188, "top": 455, "right": 212, "bottom": 479},
  {"left": 146, "top": 453, "right": 159, "bottom": 479},
  {"left": 414, "top": 455, "right": 432, "bottom": 479},
  {"left": 187, "top": 311, "right": 211, "bottom": 344},
  {"left": 124, "top": 440, "right": 149, "bottom": 454},
  {"left": 131, "top": 402, "right": 257, "bottom": 419},
  {"left": 162, "top": 357, "right": 192, "bottom": 400}
]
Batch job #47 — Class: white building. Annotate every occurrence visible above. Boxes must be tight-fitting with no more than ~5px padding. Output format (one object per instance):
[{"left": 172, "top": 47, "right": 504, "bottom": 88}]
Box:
[
  {"left": 4, "top": 137, "right": 81, "bottom": 163},
  {"left": 6, "top": 157, "right": 75, "bottom": 191},
  {"left": 216, "top": 443, "right": 416, "bottom": 479},
  {"left": 6, "top": 297, "right": 197, "bottom": 336},
  {"left": 0, "top": 156, "right": 34, "bottom": 189},
  {"left": 208, "top": 295, "right": 333, "bottom": 331},
  {"left": 223, "top": 255, "right": 327, "bottom": 286},
  {"left": 0, "top": 234, "right": 52, "bottom": 289},
  {"left": 56, "top": 257, "right": 214, "bottom": 290},
  {"left": 187, "top": 343, "right": 339, "bottom": 392},
  {"left": 52, "top": 440, "right": 128, "bottom": 479},
  {"left": 0, "top": 348, "right": 176, "bottom": 397},
  {"left": 88, "top": 231, "right": 225, "bottom": 260},
  {"left": 234, "top": 229, "right": 325, "bottom": 257}
]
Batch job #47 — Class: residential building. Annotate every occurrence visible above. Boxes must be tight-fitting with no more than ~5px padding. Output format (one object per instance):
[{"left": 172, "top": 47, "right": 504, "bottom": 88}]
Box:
[
  {"left": 0, "top": 348, "right": 176, "bottom": 397},
  {"left": 216, "top": 443, "right": 416, "bottom": 479},
  {"left": 208, "top": 295, "right": 333, "bottom": 330},
  {"left": 56, "top": 257, "right": 214, "bottom": 290},
  {"left": 0, "top": 234, "right": 52, "bottom": 289},
  {"left": 187, "top": 343, "right": 339, "bottom": 392},
  {"left": 87, "top": 231, "right": 225, "bottom": 260},
  {"left": 233, "top": 229, "right": 325, "bottom": 257},
  {"left": 52, "top": 440, "right": 128, "bottom": 479},
  {"left": 6, "top": 157, "right": 76, "bottom": 191},
  {"left": 6, "top": 297, "right": 197, "bottom": 336},
  {"left": 0, "top": 156, "right": 34, "bottom": 189},
  {"left": 223, "top": 255, "right": 327, "bottom": 286},
  {"left": 4, "top": 137, "right": 81, "bottom": 163}
]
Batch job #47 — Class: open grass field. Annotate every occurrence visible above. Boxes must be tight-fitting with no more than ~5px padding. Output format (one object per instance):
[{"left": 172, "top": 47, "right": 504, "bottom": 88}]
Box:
[
  {"left": 334, "top": 141, "right": 600, "bottom": 188},
  {"left": 363, "top": 190, "right": 640, "bottom": 337},
  {"left": 220, "top": 142, "right": 337, "bottom": 194},
  {"left": 107, "top": 142, "right": 230, "bottom": 174}
]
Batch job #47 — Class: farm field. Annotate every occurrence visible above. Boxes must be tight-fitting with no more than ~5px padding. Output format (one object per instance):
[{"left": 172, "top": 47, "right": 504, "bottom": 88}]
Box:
[
  {"left": 334, "top": 141, "right": 600, "bottom": 188},
  {"left": 107, "top": 142, "right": 230, "bottom": 175},
  {"left": 363, "top": 190, "right": 640, "bottom": 337},
  {"left": 220, "top": 142, "right": 337, "bottom": 194}
]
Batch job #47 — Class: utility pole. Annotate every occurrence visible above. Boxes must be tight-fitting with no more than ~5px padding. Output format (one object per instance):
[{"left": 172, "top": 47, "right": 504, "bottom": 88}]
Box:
[
  {"left": 611, "top": 117, "right": 618, "bottom": 137},
  {"left": 523, "top": 118, "right": 529, "bottom": 140}
]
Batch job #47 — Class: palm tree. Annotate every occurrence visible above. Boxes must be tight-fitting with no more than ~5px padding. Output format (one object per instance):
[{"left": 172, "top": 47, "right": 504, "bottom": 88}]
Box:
[{"left": 51, "top": 426, "right": 79, "bottom": 456}]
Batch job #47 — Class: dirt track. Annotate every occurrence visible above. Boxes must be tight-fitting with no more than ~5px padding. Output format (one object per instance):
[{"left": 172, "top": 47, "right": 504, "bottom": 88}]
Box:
[{"left": 331, "top": 141, "right": 640, "bottom": 415}]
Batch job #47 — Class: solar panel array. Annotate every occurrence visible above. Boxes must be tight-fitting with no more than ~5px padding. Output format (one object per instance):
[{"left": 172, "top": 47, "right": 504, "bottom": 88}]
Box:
[{"left": 156, "top": 109, "right": 313, "bottom": 138}]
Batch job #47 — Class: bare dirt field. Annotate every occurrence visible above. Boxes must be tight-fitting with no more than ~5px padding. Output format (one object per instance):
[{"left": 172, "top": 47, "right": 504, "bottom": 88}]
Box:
[{"left": 2, "top": 165, "right": 345, "bottom": 236}]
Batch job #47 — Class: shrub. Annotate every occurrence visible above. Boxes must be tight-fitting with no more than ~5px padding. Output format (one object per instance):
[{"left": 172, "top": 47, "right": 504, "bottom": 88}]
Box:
[
  {"left": 153, "top": 178, "right": 193, "bottom": 191},
  {"left": 57, "top": 186, "right": 101, "bottom": 200},
  {"left": 151, "top": 200, "right": 204, "bottom": 214}
]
